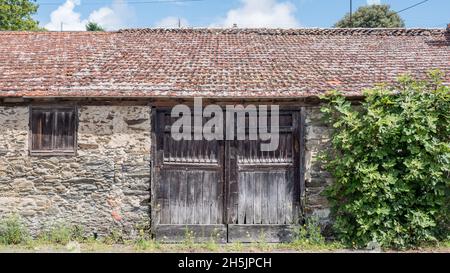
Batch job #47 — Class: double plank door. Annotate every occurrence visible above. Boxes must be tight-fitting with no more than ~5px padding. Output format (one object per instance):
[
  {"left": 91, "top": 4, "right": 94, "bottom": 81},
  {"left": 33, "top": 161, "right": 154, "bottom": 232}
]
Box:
[{"left": 152, "top": 108, "right": 301, "bottom": 243}]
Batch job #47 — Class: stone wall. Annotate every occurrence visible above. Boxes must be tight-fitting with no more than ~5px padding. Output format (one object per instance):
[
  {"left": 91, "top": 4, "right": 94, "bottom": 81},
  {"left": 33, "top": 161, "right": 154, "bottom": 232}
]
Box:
[
  {"left": 304, "top": 107, "right": 333, "bottom": 229},
  {"left": 0, "top": 103, "right": 332, "bottom": 238},
  {"left": 0, "top": 105, "right": 151, "bottom": 238}
]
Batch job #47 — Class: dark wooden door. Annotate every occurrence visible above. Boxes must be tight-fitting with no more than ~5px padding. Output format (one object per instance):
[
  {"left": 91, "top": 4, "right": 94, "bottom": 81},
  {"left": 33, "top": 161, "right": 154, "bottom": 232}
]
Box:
[
  {"left": 152, "top": 110, "right": 226, "bottom": 242},
  {"left": 226, "top": 111, "right": 300, "bottom": 242},
  {"left": 152, "top": 109, "right": 300, "bottom": 243}
]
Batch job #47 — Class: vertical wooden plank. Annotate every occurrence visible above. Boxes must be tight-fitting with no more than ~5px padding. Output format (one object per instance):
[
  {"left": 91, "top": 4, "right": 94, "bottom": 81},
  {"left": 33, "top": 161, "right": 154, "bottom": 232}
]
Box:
[
  {"left": 159, "top": 170, "right": 170, "bottom": 224},
  {"left": 224, "top": 140, "right": 230, "bottom": 224},
  {"left": 54, "top": 110, "right": 73, "bottom": 150},
  {"left": 279, "top": 133, "right": 284, "bottom": 162},
  {"left": 156, "top": 111, "right": 166, "bottom": 166},
  {"left": 54, "top": 111, "right": 62, "bottom": 149},
  {"left": 268, "top": 172, "right": 278, "bottom": 224},
  {"left": 193, "top": 172, "right": 204, "bottom": 225},
  {"left": 245, "top": 172, "right": 254, "bottom": 224},
  {"left": 66, "top": 110, "right": 75, "bottom": 149},
  {"left": 31, "top": 109, "right": 41, "bottom": 150},
  {"left": 285, "top": 168, "right": 294, "bottom": 224},
  {"left": 164, "top": 133, "right": 171, "bottom": 162},
  {"left": 202, "top": 171, "right": 211, "bottom": 225},
  {"left": 254, "top": 172, "right": 262, "bottom": 224},
  {"left": 237, "top": 172, "right": 246, "bottom": 224},
  {"left": 158, "top": 110, "right": 169, "bottom": 224},
  {"left": 209, "top": 171, "right": 218, "bottom": 224},
  {"left": 186, "top": 171, "right": 196, "bottom": 225},
  {"left": 45, "top": 110, "right": 54, "bottom": 150},
  {"left": 178, "top": 169, "right": 187, "bottom": 224},
  {"left": 261, "top": 172, "right": 269, "bottom": 225},
  {"left": 242, "top": 172, "right": 249, "bottom": 224},
  {"left": 165, "top": 170, "right": 173, "bottom": 225},
  {"left": 169, "top": 170, "right": 180, "bottom": 224},
  {"left": 277, "top": 171, "right": 287, "bottom": 224},
  {"left": 217, "top": 139, "right": 225, "bottom": 225},
  {"left": 227, "top": 141, "right": 239, "bottom": 224}
]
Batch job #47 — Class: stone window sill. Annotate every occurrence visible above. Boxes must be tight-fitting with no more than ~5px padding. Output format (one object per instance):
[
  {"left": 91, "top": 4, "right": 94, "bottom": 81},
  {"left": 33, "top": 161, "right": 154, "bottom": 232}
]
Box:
[{"left": 29, "top": 150, "right": 77, "bottom": 157}]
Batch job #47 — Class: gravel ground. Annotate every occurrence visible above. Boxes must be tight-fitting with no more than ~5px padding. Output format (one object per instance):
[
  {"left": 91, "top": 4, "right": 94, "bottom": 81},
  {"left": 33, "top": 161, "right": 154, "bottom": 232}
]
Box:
[{"left": 0, "top": 243, "right": 448, "bottom": 253}]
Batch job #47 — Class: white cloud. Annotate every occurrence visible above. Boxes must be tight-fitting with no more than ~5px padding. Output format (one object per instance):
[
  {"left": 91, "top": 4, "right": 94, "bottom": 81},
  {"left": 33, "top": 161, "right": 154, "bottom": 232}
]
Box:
[
  {"left": 155, "top": 16, "right": 189, "bottom": 28},
  {"left": 367, "top": 0, "right": 381, "bottom": 5},
  {"left": 44, "top": 0, "right": 135, "bottom": 31},
  {"left": 88, "top": 0, "right": 134, "bottom": 30},
  {"left": 212, "top": 0, "right": 300, "bottom": 28},
  {"left": 45, "top": 0, "right": 84, "bottom": 30}
]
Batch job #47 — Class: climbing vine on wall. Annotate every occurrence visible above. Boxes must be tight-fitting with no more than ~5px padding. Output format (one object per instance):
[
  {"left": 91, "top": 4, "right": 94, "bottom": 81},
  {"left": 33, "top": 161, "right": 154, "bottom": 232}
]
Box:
[{"left": 320, "top": 71, "right": 450, "bottom": 248}]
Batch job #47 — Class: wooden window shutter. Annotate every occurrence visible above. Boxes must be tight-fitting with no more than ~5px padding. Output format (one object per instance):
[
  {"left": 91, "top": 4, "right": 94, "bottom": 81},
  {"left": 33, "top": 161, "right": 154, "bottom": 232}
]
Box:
[
  {"left": 54, "top": 109, "right": 76, "bottom": 150},
  {"left": 30, "top": 107, "right": 77, "bottom": 155}
]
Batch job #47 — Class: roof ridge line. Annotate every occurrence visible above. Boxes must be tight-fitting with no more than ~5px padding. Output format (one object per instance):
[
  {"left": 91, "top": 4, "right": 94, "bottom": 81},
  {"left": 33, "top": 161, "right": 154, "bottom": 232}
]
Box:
[{"left": 117, "top": 28, "right": 447, "bottom": 36}]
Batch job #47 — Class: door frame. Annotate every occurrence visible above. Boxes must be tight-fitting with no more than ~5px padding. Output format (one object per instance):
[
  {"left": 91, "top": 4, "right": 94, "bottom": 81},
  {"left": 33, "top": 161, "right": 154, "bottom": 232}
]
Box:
[{"left": 150, "top": 105, "right": 306, "bottom": 242}]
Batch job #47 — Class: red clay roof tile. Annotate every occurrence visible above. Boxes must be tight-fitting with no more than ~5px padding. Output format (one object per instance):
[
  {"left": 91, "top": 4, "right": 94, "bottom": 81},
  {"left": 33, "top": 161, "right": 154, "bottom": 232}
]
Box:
[{"left": 0, "top": 28, "right": 448, "bottom": 98}]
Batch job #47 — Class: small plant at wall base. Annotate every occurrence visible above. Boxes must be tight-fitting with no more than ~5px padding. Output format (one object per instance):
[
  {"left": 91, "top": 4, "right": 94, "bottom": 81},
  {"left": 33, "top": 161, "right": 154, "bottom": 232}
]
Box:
[
  {"left": 292, "top": 216, "right": 326, "bottom": 247},
  {"left": 39, "top": 224, "right": 85, "bottom": 245},
  {"left": 0, "top": 214, "right": 30, "bottom": 245},
  {"left": 320, "top": 70, "right": 450, "bottom": 249}
]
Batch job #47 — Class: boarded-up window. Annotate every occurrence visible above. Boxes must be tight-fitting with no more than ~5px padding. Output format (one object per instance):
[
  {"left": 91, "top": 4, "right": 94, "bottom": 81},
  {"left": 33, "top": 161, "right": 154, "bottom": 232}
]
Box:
[{"left": 30, "top": 107, "right": 77, "bottom": 155}]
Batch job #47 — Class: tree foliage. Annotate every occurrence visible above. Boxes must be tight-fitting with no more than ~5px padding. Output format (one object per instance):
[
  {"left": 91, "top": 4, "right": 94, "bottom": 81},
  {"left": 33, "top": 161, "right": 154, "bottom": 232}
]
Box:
[
  {"left": 86, "top": 22, "right": 105, "bottom": 31},
  {"left": 0, "top": 0, "right": 42, "bottom": 30},
  {"left": 334, "top": 4, "right": 405, "bottom": 28},
  {"left": 321, "top": 71, "right": 450, "bottom": 248}
]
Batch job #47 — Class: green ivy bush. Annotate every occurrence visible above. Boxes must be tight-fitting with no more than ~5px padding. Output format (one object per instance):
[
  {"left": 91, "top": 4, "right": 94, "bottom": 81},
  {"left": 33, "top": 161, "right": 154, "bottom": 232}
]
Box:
[{"left": 320, "top": 71, "right": 450, "bottom": 248}]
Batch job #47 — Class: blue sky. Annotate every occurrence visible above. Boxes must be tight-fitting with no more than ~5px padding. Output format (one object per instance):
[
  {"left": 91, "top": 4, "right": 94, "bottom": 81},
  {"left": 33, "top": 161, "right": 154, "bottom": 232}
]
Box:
[{"left": 33, "top": 0, "right": 450, "bottom": 31}]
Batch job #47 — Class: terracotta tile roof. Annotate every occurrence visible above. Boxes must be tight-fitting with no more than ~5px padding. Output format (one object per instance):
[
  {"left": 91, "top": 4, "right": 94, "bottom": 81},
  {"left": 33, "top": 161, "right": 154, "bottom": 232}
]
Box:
[{"left": 0, "top": 28, "right": 449, "bottom": 98}]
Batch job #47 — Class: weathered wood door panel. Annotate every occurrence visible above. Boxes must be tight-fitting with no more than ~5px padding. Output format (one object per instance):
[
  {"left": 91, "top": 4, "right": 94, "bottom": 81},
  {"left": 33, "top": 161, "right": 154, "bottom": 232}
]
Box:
[
  {"left": 235, "top": 170, "right": 294, "bottom": 225},
  {"left": 226, "top": 111, "right": 300, "bottom": 242},
  {"left": 153, "top": 110, "right": 226, "bottom": 242},
  {"left": 152, "top": 108, "right": 301, "bottom": 243},
  {"left": 158, "top": 169, "right": 223, "bottom": 225}
]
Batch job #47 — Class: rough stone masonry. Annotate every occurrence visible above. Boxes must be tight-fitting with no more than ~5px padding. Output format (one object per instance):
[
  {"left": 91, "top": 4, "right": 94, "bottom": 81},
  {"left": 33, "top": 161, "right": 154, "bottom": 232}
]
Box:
[
  {"left": 304, "top": 107, "right": 333, "bottom": 230},
  {"left": 0, "top": 104, "right": 331, "bottom": 238},
  {"left": 0, "top": 105, "right": 151, "bottom": 237}
]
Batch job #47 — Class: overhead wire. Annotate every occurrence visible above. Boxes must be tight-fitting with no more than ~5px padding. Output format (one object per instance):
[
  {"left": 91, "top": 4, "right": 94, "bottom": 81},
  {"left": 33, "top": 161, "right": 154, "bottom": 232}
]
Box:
[{"left": 36, "top": 0, "right": 206, "bottom": 6}]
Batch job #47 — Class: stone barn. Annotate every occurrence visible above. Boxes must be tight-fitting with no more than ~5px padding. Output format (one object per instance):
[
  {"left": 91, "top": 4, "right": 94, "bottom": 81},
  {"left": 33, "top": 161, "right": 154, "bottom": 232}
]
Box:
[{"left": 0, "top": 28, "right": 449, "bottom": 242}]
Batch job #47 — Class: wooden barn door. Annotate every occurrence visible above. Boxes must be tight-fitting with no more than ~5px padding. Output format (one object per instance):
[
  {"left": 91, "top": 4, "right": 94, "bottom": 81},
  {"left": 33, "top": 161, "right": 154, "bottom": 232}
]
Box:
[
  {"left": 152, "top": 108, "right": 301, "bottom": 243},
  {"left": 152, "top": 110, "right": 226, "bottom": 242},
  {"left": 226, "top": 111, "right": 301, "bottom": 242}
]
